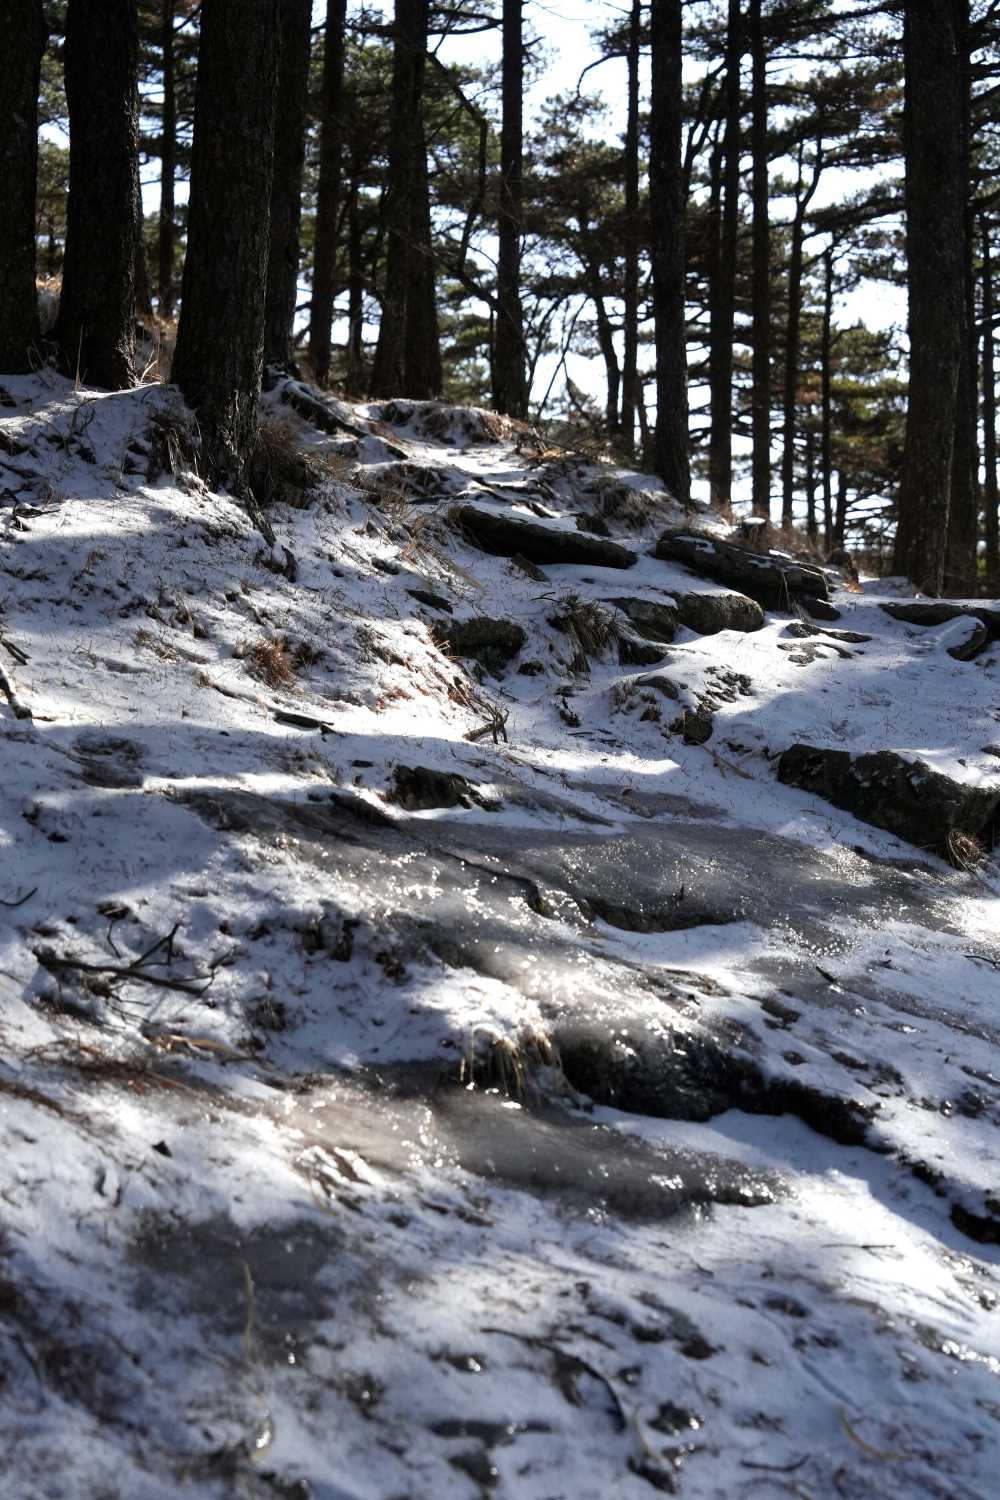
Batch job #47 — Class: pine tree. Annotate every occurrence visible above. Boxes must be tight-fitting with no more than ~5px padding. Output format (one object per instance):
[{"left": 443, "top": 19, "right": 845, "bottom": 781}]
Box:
[
  {"left": 265, "top": 0, "right": 313, "bottom": 372},
  {"left": 649, "top": 0, "right": 690, "bottom": 502},
  {"left": 370, "top": 0, "right": 441, "bottom": 399},
  {"left": 493, "top": 0, "right": 528, "bottom": 418},
  {"left": 55, "top": 0, "right": 139, "bottom": 389},
  {"left": 172, "top": 0, "right": 279, "bottom": 499},
  {"left": 0, "top": 1, "right": 47, "bottom": 373},
  {"left": 892, "top": 0, "right": 966, "bottom": 594},
  {"left": 308, "top": 0, "right": 348, "bottom": 386}
]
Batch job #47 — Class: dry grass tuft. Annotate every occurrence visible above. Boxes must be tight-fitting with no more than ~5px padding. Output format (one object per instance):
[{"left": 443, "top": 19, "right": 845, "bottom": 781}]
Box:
[
  {"left": 945, "top": 829, "right": 987, "bottom": 871},
  {"left": 252, "top": 414, "right": 351, "bottom": 506},
  {"left": 459, "top": 1027, "right": 561, "bottom": 1099},
  {"left": 238, "top": 633, "right": 319, "bottom": 691}
]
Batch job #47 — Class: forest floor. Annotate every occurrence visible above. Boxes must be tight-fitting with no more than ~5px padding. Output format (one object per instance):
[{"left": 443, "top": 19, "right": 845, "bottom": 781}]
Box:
[{"left": 1, "top": 370, "right": 1000, "bottom": 1499}]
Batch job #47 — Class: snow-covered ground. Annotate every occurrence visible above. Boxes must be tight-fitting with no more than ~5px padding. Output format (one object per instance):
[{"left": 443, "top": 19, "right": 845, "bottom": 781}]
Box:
[{"left": 1, "top": 370, "right": 999, "bottom": 1498}]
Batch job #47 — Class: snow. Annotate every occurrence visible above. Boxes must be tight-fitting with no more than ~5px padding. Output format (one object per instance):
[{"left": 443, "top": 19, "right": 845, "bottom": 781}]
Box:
[{"left": 1, "top": 370, "right": 999, "bottom": 1498}]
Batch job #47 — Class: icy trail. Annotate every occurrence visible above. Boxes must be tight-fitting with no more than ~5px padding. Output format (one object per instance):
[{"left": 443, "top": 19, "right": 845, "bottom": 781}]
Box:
[{"left": 1, "top": 372, "right": 999, "bottom": 1498}]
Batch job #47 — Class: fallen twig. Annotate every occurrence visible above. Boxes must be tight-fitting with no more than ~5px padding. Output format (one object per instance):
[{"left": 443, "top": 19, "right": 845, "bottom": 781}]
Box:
[
  {"left": 838, "top": 1407, "right": 909, "bottom": 1463},
  {"left": 0, "top": 660, "right": 31, "bottom": 719},
  {"left": 0, "top": 886, "right": 37, "bottom": 909}
]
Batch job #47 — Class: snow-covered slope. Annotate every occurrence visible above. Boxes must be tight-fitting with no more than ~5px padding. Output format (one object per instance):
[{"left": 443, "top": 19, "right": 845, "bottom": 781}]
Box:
[{"left": 2, "top": 371, "right": 999, "bottom": 1499}]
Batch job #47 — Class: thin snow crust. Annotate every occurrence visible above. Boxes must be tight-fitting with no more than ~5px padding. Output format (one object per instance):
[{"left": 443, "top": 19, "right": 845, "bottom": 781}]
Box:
[{"left": 1, "top": 371, "right": 999, "bottom": 1498}]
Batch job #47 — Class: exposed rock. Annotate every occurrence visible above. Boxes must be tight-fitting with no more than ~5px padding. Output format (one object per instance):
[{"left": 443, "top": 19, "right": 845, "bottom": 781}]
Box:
[
  {"left": 575, "top": 511, "right": 611, "bottom": 537},
  {"left": 605, "top": 597, "right": 678, "bottom": 643},
  {"left": 777, "top": 744, "right": 1000, "bottom": 853},
  {"left": 436, "top": 616, "right": 526, "bottom": 676},
  {"left": 653, "top": 529, "right": 829, "bottom": 610},
  {"left": 673, "top": 590, "right": 764, "bottom": 636},
  {"left": 801, "top": 597, "right": 842, "bottom": 622},
  {"left": 407, "top": 587, "right": 453, "bottom": 614},
  {"left": 827, "top": 546, "right": 859, "bottom": 583},
  {"left": 389, "top": 765, "right": 498, "bottom": 813},
  {"left": 879, "top": 600, "right": 1000, "bottom": 639},
  {"left": 451, "top": 504, "right": 638, "bottom": 569},
  {"left": 551, "top": 600, "right": 665, "bottom": 672},
  {"left": 945, "top": 618, "right": 990, "bottom": 660},
  {"left": 633, "top": 672, "right": 714, "bottom": 744},
  {"left": 509, "top": 553, "right": 548, "bottom": 582},
  {"left": 784, "top": 620, "right": 871, "bottom": 645}
]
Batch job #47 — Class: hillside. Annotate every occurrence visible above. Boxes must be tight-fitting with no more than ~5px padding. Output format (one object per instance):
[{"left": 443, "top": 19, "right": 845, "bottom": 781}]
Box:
[{"left": 2, "top": 371, "right": 1000, "bottom": 1499}]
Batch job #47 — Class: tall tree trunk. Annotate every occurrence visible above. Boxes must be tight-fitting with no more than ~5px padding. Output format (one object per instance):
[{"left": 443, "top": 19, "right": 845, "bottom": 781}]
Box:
[
  {"left": 945, "top": 0, "right": 978, "bottom": 596},
  {"left": 345, "top": 157, "right": 365, "bottom": 395},
  {"left": 493, "top": 0, "right": 528, "bottom": 417},
  {"left": 804, "top": 421, "right": 817, "bottom": 539},
  {"left": 404, "top": 124, "right": 443, "bottom": 398},
  {"left": 781, "top": 139, "right": 822, "bottom": 528},
  {"left": 893, "top": 0, "right": 965, "bottom": 595},
  {"left": 264, "top": 0, "right": 312, "bottom": 372},
  {"left": 585, "top": 259, "right": 621, "bottom": 433},
  {"left": 370, "top": 0, "right": 440, "bottom": 399},
  {"left": 749, "top": 0, "right": 771, "bottom": 518},
  {"left": 834, "top": 469, "right": 848, "bottom": 546},
  {"left": 0, "top": 1, "right": 47, "bottom": 373},
  {"left": 707, "top": 0, "right": 742, "bottom": 511},
  {"left": 158, "top": 0, "right": 176, "bottom": 319},
  {"left": 172, "top": 0, "right": 279, "bottom": 499},
  {"left": 649, "top": 0, "right": 690, "bottom": 503},
  {"left": 620, "top": 0, "right": 643, "bottom": 455},
  {"left": 821, "top": 246, "right": 834, "bottom": 551},
  {"left": 982, "top": 215, "right": 1000, "bottom": 593},
  {"left": 56, "top": 0, "right": 138, "bottom": 389},
  {"left": 308, "top": 0, "right": 347, "bottom": 386}
]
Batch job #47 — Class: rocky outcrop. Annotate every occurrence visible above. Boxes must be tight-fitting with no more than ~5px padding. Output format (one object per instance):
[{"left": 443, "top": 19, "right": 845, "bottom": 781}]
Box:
[
  {"left": 879, "top": 600, "right": 1000, "bottom": 639},
  {"left": 389, "top": 765, "right": 498, "bottom": 812},
  {"left": 451, "top": 504, "right": 637, "bottom": 569},
  {"left": 604, "top": 597, "right": 678, "bottom": 643},
  {"left": 777, "top": 744, "right": 1000, "bottom": 854},
  {"left": 653, "top": 529, "right": 829, "bottom": 610},
  {"left": 436, "top": 616, "right": 526, "bottom": 675},
  {"left": 674, "top": 590, "right": 764, "bottom": 635}
]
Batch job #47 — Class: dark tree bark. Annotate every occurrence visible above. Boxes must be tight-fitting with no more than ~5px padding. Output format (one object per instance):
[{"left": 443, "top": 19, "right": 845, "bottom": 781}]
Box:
[
  {"left": 0, "top": 1, "right": 47, "bottom": 373},
  {"left": 370, "top": 0, "right": 441, "bottom": 399},
  {"left": 945, "top": 0, "right": 978, "bottom": 596},
  {"left": 982, "top": 216, "right": 1000, "bottom": 593},
  {"left": 620, "top": 0, "right": 643, "bottom": 456},
  {"left": 158, "top": 0, "right": 176, "bottom": 318},
  {"left": 404, "top": 126, "right": 443, "bottom": 398},
  {"left": 834, "top": 468, "right": 848, "bottom": 547},
  {"left": 707, "top": 0, "right": 742, "bottom": 511},
  {"left": 804, "top": 421, "right": 817, "bottom": 540},
  {"left": 781, "top": 138, "right": 822, "bottom": 528},
  {"left": 56, "top": 0, "right": 139, "bottom": 389},
  {"left": 585, "top": 259, "right": 621, "bottom": 434},
  {"left": 308, "top": 0, "right": 347, "bottom": 386},
  {"left": 345, "top": 155, "right": 366, "bottom": 395},
  {"left": 892, "top": 0, "right": 966, "bottom": 595},
  {"left": 649, "top": 0, "right": 690, "bottom": 503},
  {"left": 749, "top": 0, "right": 771, "bottom": 518},
  {"left": 264, "top": 0, "right": 312, "bottom": 372},
  {"left": 172, "top": 0, "right": 279, "bottom": 497},
  {"left": 821, "top": 246, "right": 834, "bottom": 550},
  {"left": 493, "top": 0, "right": 528, "bottom": 417}
]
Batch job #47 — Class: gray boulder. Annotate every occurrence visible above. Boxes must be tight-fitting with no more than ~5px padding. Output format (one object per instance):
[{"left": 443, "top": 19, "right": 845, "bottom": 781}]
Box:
[
  {"left": 654, "top": 529, "right": 829, "bottom": 610},
  {"left": 777, "top": 744, "right": 1000, "bottom": 855},
  {"left": 451, "top": 504, "right": 637, "bottom": 569}
]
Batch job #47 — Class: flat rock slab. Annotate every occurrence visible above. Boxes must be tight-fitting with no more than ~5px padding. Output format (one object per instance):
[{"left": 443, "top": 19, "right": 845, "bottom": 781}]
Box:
[
  {"left": 777, "top": 743, "right": 1000, "bottom": 854},
  {"left": 674, "top": 589, "right": 764, "bottom": 635},
  {"left": 435, "top": 615, "right": 526, "bottom": 675},
  {"left": 451, "top": 504, "right": 637, "bottom": 569},
  {"left": 653, "top": 529, "right": 829, "bottom": 610},
  {"left": 880, "top": 599, "right": 1000, "bottom": 639}
]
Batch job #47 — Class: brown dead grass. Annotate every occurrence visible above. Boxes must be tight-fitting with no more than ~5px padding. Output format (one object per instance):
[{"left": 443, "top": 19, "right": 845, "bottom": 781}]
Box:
[{"left": 238, "top": 633, "right": 319, "bottom": 690}]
